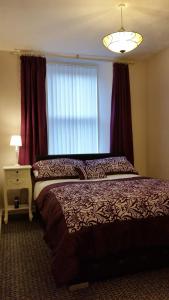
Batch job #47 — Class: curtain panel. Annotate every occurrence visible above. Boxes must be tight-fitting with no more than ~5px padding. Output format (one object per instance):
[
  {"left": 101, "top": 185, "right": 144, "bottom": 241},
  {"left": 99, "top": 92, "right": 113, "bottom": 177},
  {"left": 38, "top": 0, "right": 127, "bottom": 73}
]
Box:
[
  {"left": 110, "top": 63, "right": 134, "bottom": 164},
  {"left": 19, "top": 56, "right": 48, "bottom": 165}
]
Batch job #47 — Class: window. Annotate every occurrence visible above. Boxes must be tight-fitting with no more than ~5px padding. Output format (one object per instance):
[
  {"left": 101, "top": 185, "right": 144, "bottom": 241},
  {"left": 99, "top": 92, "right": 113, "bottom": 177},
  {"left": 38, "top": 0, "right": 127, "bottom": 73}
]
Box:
[{"left": 47, "top": 62, "right": 98, "bottom": 154}]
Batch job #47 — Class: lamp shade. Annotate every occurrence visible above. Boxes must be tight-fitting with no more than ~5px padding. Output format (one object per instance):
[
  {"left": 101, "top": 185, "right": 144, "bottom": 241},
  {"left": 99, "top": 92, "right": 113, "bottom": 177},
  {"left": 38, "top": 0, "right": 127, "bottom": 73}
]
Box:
[{"left": 10, "top": 135, "right": 22, "bottom": 147}]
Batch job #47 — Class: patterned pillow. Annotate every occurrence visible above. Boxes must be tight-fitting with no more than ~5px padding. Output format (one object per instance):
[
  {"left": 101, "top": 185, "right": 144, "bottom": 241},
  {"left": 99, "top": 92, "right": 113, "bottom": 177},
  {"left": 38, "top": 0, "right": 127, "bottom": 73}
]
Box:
[
  {"left": 85, "top": 165, "right": 106, "bottom": 179},
  {"left": 75, "top": 164, "right": 106, "bottom": 180},
  {"left": 32, "top": 158, "right": 85, "bottom": 180},
  {"left": 85, "top": 156, "right": 137, "bottom": 175}
]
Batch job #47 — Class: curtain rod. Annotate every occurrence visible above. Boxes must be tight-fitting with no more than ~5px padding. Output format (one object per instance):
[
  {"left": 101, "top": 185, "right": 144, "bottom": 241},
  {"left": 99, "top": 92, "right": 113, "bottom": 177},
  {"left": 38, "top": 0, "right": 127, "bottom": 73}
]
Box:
[{"left": 11, "top": 49, "right": 135, "bottom": 64}]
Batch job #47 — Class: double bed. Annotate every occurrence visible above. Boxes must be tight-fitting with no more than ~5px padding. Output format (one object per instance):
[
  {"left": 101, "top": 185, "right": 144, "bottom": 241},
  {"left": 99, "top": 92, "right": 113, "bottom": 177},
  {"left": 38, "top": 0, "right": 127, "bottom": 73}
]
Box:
[{"left": 33, "top": 154, "right": 169, "bottom": 286}]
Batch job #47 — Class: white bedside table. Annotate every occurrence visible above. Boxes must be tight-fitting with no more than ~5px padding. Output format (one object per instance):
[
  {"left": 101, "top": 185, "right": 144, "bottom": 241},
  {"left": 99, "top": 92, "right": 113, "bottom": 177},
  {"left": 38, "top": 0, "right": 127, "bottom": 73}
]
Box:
[{"left": 3, "top": 165, "right": 33, "bottom": 224}]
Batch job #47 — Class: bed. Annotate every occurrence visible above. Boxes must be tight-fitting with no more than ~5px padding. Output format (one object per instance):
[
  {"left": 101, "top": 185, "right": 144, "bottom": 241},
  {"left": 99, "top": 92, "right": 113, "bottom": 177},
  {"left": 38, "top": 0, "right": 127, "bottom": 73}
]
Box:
[{"left": 33, "top": 154, "right": 169, "bottom": 286}]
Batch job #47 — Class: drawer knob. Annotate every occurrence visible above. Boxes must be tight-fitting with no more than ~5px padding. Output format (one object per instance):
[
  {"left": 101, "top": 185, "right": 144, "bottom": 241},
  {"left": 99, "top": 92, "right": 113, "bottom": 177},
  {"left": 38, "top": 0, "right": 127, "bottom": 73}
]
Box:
[
  {"left": 16, "top": 179, "right": 19, "bottom": 182},
  {"left": 16, "top": 171, "right": 19, "bottom": 174}
]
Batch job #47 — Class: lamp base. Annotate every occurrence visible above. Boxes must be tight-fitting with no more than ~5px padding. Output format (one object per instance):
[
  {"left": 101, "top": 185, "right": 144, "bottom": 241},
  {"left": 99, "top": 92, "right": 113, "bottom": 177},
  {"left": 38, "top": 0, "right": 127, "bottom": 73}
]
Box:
[{"left": 15, "top": 148, "right": 19, "bottom": 166}]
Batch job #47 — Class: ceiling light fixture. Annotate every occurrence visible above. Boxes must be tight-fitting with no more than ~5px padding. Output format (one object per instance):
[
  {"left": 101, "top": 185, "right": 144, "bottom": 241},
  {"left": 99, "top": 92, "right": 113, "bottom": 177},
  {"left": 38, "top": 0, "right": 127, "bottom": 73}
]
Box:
[{"left": 102, "top": 4, "right": 143, "bottom": 54}]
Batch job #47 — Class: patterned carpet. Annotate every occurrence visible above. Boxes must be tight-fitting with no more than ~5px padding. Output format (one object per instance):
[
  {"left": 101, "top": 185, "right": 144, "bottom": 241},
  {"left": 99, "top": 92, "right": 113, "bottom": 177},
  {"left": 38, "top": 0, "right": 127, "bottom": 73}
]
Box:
[{"left": 1, "top": 216, "right": 169, "bottom": 300}]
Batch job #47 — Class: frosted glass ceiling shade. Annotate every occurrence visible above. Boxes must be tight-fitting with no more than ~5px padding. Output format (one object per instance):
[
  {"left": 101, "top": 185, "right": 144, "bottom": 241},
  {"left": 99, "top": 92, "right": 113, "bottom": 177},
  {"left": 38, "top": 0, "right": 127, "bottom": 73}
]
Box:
[
  {"left": 102, "top": 4, "right": 143, "bottom": 54},
  {"left": 103, "top": 30, "right": 143, "bottom": 54}
]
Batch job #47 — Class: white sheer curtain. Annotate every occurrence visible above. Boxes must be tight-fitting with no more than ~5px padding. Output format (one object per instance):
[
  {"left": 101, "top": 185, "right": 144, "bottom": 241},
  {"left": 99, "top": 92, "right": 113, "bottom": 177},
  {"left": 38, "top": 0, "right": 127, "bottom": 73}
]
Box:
[{"left": 47, "top": 62, "right": 99, "bottom": 154}]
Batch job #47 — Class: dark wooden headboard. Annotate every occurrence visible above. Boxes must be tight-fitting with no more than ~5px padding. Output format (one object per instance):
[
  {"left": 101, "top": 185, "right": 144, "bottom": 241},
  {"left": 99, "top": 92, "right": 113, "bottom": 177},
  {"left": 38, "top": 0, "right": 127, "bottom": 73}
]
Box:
[{"left": 36, "top": 153, "right": 112, "bottom": 162}]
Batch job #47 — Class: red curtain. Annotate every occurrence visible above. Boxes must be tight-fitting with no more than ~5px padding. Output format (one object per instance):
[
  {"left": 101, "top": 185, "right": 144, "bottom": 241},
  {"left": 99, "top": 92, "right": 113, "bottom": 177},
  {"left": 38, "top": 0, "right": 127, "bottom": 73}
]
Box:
[
  {"left": 19, "top": 56, "right": 48, "bottom": 165},
  {"left": 110, "top": 63, "right": 134, "bottom": 164}
]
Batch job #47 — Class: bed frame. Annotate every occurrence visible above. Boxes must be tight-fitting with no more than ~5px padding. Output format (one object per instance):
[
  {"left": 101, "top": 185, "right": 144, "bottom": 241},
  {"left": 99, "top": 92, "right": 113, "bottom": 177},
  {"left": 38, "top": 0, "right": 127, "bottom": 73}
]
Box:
[
  {"left": 35, "top": 153, "right": 169, "bottom": 285},
  {"left": 37, "top": 153, "right": 113, "bottom": 162}
]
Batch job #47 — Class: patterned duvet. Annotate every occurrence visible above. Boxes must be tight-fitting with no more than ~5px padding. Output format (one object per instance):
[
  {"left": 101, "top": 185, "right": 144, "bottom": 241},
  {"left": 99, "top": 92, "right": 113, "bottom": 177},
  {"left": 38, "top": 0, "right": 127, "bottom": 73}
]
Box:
[{"left": 36, "top": 177, "right": 169, "bottom": 285}]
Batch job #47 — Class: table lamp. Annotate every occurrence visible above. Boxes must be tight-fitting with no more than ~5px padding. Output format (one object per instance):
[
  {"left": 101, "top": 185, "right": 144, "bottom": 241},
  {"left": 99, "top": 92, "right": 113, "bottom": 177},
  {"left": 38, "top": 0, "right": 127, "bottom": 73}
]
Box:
[{"left": 10, "top": 135, "right": 22, "bottom": 165}]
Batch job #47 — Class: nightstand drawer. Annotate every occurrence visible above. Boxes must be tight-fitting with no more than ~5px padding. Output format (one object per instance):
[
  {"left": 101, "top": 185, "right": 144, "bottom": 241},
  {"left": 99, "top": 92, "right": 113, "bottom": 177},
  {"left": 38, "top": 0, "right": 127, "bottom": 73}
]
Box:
[
  {"left": 5, "top": 169, "right": 28, "bottom": 180},
  {"left": 7, "top": 178, "right": 28, "bottom": 188}
]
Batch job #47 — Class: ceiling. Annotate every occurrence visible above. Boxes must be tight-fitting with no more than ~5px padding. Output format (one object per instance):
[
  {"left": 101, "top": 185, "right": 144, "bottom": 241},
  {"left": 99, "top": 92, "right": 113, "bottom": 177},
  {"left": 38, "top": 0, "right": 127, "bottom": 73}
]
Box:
[{"left": 0, "top": 0, "right": 169, "bottom": 61}]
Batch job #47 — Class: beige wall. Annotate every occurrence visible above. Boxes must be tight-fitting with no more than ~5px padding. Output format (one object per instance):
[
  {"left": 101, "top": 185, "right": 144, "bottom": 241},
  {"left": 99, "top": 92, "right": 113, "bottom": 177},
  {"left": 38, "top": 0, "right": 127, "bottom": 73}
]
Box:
[
  {"left": 0, "top": 52, "right": 20, "bottom": 206},
  {"left": 147, "top": 48, "right": 169, "bottom": 179}
]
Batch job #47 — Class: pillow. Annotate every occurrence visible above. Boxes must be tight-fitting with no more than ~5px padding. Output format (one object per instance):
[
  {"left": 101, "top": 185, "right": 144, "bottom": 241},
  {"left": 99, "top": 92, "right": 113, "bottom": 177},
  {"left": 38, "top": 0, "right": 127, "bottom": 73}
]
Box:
[
  {"left": 85, "top": 156, "right": 137, "bottom": 175},
  {"left": 75, "top": 164, "right": 106, "bottom": 180},
  {"left": 32, "top": 158, "right": 85, "bottom": 180}
]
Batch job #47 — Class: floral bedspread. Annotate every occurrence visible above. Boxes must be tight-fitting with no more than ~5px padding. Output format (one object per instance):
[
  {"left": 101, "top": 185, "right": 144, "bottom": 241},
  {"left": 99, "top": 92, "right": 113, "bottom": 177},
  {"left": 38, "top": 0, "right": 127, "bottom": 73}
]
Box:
[
  {"left": 44, "top": 177, "right": 169, "bottom": 233},
  {"left": 36, "top": 176, "right": 169, "bottom": 285}
]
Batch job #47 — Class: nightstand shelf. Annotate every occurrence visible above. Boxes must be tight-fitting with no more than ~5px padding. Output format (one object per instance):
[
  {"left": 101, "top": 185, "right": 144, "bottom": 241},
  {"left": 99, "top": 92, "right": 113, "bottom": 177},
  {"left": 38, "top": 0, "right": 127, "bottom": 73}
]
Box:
[
  {"left": 3, "top": 165, "right": 33, "bottom": 224},
  {"left": 7, "top": 204, "right": 30, "bottom": 211}
]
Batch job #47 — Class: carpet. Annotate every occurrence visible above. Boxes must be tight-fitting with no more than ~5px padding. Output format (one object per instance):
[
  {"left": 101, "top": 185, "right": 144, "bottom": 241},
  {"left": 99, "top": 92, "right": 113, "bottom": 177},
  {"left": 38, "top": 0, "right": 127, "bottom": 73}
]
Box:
[{"left": 1, "top": 215, "right": 169, "bottom": 300}]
